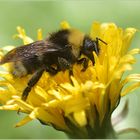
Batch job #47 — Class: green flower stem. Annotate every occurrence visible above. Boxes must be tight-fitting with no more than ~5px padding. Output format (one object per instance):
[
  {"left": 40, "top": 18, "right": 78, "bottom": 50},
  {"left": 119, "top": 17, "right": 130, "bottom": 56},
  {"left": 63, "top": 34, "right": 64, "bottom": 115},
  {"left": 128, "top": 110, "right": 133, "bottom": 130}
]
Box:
[
  {"left": 66, "top": 116, "right": 117, "bottom": 139},
  {"left": 90, "top": 117, "right": 117, "bottom": 138}
]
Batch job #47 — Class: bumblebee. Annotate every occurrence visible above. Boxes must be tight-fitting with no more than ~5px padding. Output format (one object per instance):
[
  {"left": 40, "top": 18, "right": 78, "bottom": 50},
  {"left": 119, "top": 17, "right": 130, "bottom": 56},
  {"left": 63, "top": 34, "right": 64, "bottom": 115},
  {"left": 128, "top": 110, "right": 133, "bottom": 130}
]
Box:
[{"left": 0, "top": 28, "right": 106, "bottom": 101}]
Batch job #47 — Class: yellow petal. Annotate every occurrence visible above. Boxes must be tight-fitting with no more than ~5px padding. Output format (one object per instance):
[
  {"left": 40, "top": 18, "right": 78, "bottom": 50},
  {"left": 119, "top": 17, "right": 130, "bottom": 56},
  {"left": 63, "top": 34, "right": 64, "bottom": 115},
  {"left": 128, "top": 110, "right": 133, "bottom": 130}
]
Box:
[
  {"left": 13, "top": 26, "right": 33, "bottom": 44},
  {"left": 34, "top": 86, "right": 48, "bottom": 101},
  {"left": 122, "top": 28, "right": 137, "bottom": 54},
  {"left": 15, "top": 115, "right": 33, "bottom": 127},
  {"left": 37, "top": 28, "right": 43, "bottom": 40},
  {"left": 128, "top": 48, "right": 140, "bottom": 55},
  {"left": 60, "top": 21, "right": 71, "bottom": 29},
  {"left": 90, "top": 21, "right": 101, "bottom": 39},
  {"left": 99, "top": 90, "right": 107, "bottom": 122},
  {"left": 34, "top": 107, "right": 68, "bottom": 130},
  {"left": 13, "top": 96, "right": 33, "bottom": 112},
  {"left": 0, "top": 104, "right": 18, "bottom": 110},
  {"left": 121, "top": 82, "right": 140, "bottom": 96},
  {"left": 64, "top": 96, "right": 90, "bottom": 115},
  {"left": 1, "top": 46, "right": 15, "bottom": 52},
  {"left": 71, "top": 76, "right": 80, "bottom": 88},
  {"left": 0, "top": 82, "right": 17, "bottom": 94},
  {"left": 48, "top": 89, "right": 63, "bottom": 100},
  {"left": 0, "top": 72, "right": 14, "bottom": 82},
  {"left": 120, "top": 74, "right": 140, "bottom": 87},
  {"left": 42, "top": 99, "right": 60, "bottom": 108},
  {"left": 73, "top": 110, "right": 87, "bottom": 127}
]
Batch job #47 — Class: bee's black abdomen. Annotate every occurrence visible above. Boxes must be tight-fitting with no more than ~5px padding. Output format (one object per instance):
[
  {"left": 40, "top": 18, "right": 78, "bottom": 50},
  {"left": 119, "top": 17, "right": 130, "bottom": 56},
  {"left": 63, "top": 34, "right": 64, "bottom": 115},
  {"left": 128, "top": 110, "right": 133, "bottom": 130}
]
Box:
[{"left": 22, "top": 56, "right": 42, "bottom": 74}]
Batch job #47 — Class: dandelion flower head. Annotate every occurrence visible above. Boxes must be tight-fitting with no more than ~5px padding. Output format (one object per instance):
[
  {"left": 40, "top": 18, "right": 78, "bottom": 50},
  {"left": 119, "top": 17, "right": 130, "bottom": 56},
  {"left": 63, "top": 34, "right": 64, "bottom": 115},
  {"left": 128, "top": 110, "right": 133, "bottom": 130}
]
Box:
[{"left": 0, "top": 21, "right": 140, "bottom": 138}]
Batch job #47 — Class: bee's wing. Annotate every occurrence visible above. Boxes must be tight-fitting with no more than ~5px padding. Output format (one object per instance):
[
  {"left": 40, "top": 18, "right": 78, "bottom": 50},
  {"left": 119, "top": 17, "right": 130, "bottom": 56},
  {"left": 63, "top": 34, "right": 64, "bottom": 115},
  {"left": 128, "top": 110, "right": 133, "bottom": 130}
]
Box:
[{"left": 0, "top": 40, "right": 69, "bottom": 64}]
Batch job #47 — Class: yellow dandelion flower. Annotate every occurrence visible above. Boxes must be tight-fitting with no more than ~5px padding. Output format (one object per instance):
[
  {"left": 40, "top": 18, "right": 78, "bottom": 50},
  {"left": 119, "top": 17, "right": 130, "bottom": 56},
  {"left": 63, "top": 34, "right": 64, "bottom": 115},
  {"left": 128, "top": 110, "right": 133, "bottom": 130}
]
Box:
[{"left": 0, "top": 21, "right": 140, "bottom": 138}]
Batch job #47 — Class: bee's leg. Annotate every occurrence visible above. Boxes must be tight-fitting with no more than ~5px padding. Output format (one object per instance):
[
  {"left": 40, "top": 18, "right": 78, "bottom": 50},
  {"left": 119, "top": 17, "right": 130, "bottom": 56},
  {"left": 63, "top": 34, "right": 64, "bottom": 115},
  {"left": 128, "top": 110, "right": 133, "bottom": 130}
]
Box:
[
  {"left": 77, "top": 58, "right": 89, "bottom": 71},
  {"left": 58, "top": 57, "right": 72, "bottom": 70},
  {"left": 58, "top": 57, "right": 73, "bottom": 84},
  {"left": 69, "top": 66, "right": 74, "bottom": 85},
  {"left": 45, "top": 66, "right": 58, "bottom": 75},
  {"left": 22, "top": 68, "right": 44, "bottom": 101}
]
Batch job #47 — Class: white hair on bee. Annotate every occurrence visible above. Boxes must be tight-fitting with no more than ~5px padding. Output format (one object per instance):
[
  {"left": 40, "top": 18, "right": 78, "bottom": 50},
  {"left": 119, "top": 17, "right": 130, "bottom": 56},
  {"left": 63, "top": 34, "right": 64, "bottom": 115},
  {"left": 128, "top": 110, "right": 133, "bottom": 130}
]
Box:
[{"left": 12, "top": 61, "right": 27, "bottom": 77}]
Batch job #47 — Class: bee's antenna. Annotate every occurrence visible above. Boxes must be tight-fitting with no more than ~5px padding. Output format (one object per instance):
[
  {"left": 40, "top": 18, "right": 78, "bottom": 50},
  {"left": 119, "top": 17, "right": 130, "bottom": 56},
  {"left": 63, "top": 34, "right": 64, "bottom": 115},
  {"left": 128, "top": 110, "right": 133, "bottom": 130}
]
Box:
[{"left": 96, "top": 37, "right": 107, "bottom": 45}]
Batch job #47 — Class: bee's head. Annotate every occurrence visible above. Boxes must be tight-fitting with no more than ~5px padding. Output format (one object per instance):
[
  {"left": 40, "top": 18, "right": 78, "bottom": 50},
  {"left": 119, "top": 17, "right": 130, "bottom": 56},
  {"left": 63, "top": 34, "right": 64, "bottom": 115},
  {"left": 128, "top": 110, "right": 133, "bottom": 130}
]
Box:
[{"left": 81, "top": 36, "right": 100, "bottom": 64}]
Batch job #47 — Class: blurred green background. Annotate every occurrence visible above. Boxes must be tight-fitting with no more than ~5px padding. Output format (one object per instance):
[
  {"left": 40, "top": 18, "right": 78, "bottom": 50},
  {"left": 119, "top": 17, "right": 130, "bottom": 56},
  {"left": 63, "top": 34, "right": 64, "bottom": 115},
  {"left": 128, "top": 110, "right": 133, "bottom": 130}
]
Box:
[{"left": 0, "top": 0, "right": 140, "bottom": 139}]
